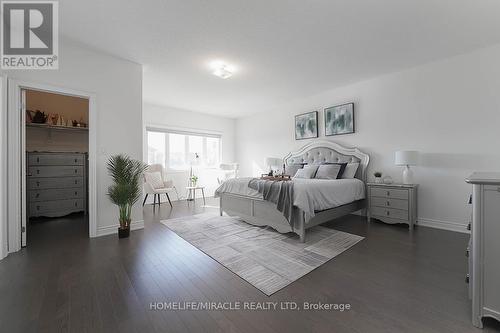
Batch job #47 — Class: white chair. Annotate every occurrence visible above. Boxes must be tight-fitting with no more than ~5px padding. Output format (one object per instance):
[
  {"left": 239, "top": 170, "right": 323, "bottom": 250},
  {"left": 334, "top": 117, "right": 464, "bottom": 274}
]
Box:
[
  {"left": 217, "top": 163, "right": 239, "bottom": 184},
  {"left": 143, "top": 164, "right": 178, "bottom": 208}
]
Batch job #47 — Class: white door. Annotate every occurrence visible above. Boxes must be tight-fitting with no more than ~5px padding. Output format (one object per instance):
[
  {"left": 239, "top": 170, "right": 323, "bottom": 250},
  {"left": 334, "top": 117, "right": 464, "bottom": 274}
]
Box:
[{"left": 20, "top": 89, "right": 27, "bottom": 247}]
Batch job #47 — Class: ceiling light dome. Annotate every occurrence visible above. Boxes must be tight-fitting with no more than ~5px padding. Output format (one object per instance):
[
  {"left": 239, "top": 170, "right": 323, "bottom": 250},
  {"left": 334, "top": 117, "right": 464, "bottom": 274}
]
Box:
[{"left": 210, "top": 61, "right": 236, "bottom": 79}]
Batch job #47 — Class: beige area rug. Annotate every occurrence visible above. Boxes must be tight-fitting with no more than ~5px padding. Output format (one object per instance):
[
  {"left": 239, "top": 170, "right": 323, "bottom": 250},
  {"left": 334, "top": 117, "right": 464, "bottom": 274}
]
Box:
[{"left": 161, "top": 213, "right": 364, "bottom": 295}]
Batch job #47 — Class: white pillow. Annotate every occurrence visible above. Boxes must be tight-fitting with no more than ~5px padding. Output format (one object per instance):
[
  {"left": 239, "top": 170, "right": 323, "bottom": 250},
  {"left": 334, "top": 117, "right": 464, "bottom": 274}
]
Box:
[
  {"left": 294, "top": 165, "right": 318, "bottom": 179},
  {"left": 341, "top": 163, "right": 359, "bottom": 179},
  {"left": 315, "top": 164, "right": 342, "bottom": 180},
  {"left": 144, "top": 171, "right": 164, "bottom": 189}
]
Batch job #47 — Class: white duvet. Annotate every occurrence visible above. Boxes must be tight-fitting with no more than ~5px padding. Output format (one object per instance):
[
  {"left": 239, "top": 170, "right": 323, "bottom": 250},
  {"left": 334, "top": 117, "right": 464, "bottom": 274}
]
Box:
[{"left": 215, "top": 177, "right": 365, "bottom": 216}]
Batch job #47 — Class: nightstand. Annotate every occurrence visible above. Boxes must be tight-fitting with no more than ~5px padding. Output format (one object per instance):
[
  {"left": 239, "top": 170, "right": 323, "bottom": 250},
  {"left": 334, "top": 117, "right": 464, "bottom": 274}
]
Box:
[{"left": 367, "top": 183, "right": 418, "bottom": 230}]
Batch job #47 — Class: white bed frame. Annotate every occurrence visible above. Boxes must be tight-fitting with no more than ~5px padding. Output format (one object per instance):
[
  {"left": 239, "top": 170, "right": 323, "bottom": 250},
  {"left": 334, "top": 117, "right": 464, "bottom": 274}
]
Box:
[{"left": 219, "top": 140, "right": 370, "bottom": 242}]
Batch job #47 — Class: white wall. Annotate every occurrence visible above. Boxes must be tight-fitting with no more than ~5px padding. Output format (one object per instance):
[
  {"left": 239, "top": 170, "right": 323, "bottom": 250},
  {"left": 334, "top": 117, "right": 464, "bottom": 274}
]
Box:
[
  {"left": 0, "top": 40, "right": 143, "bottom": 243},
  {"left": 0, "top": 77, "right": 6, "bottom": 259},
  {"left": 143, "top": 103, "right": 236, "bottom": 202},
  {"left": 236, "top": 44, "right": 500, "bottom": 232}
]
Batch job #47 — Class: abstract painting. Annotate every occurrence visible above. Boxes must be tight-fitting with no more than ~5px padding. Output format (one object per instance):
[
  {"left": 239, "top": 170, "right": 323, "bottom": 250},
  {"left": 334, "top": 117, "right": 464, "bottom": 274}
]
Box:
[
  {"left": 324, "top": 103, "right": 354, "bottom": 136},
  {"left": 295, "top": 111, "right": 318, "bottom": 140}
]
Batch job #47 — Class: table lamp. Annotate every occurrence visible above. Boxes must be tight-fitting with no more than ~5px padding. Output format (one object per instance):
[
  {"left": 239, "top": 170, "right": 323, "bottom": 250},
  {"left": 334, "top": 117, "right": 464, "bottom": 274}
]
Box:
[
  {"left": 265, "top": 157, "right": 282, "bottom": 176},
  {"left": 395, "top": 150, "right": 418, "bottom": 184}
]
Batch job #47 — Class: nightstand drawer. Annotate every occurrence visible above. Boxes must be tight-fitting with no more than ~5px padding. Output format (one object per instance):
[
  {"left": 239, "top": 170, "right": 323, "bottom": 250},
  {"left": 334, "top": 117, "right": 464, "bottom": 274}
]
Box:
[
  {"left": 371, "top": 197, "right": 409, "bottom": 210},
  {"left": 371, "top": 187, "right": 408, "bottom": 200},
  {"left": 371, "top": 206, "right": 409, "bottom": 221}
]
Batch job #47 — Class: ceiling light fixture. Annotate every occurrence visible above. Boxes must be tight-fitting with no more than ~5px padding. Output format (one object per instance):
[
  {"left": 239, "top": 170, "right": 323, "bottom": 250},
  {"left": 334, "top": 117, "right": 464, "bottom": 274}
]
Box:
[{"left": 210, "top": 61, "right": 235, "bottom": 79}]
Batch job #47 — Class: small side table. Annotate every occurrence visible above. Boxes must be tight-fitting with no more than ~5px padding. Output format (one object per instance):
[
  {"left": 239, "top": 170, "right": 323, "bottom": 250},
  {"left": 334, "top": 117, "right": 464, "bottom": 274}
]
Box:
[
  {"left": 367, "top": 183, "right": 418, "bottom": 230},
  {"left": 186, "top": 186, "right": 206, "bottom": 205}
]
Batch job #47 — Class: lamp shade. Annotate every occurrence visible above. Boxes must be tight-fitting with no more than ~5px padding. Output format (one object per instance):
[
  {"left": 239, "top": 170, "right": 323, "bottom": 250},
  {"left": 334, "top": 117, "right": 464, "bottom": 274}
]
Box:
[
  {"left": 395, "top": 151, "right": 419, "bottom": 166},
  {"left": 265, "top": 157, "right": 282, "bottom": 167}
]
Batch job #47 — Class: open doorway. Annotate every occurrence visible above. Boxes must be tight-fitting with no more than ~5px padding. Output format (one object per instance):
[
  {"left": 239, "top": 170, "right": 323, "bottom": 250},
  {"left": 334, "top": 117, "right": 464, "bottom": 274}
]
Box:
[{"left": 24, "top": 89, "right": 89, "bottom": 246}]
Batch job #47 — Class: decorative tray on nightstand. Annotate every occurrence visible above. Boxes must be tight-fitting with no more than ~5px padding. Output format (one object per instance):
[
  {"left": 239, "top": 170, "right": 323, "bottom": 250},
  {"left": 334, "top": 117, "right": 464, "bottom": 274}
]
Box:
[{"left": 260, "top": 174, "right": 292, "bottom": 181}]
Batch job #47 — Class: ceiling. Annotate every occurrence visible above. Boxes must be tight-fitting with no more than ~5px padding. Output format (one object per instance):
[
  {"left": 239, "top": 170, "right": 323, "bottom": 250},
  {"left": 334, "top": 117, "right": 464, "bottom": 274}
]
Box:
[{"left": 60, "top": 0, "right": 500, "bottom": 118}]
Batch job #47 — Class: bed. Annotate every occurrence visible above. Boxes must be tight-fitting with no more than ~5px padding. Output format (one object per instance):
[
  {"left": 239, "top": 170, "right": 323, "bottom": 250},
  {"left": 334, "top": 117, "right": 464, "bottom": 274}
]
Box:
[{"left": 215, "top": 140, "right": 370, "bottom": 242}]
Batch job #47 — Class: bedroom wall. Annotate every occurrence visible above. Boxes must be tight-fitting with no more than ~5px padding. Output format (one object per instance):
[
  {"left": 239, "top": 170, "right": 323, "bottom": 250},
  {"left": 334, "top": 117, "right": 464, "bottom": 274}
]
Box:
[
  {"left": 235, "top": 43, "right": 500, "bottom": 233},
  {"left": 143, "top": 103, "right": 236, "bottom": 201},
  {"left": 0, "top": 39, "right": 143, "bottom": 244}
]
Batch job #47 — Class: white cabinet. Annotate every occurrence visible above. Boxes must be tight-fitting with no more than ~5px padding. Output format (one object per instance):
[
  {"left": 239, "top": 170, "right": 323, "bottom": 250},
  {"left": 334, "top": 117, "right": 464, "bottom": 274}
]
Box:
[
  {"left": 367, "top": 183, "right": 418, "bottom": 230},
  {"left": 466, "top": 173, "right": 500, "bottom": 328}
]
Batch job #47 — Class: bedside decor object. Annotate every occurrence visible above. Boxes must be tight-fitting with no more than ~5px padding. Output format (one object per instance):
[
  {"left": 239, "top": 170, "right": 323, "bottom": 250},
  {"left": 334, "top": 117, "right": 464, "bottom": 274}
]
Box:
[
  {"left": 295, "top": 111, "right": 318, "bottom": 140},
  {"left": 107, "top": 154, "right": 147, "bottom": 238},
  {"left": 374, "top": 172, "right": 382, "bottom": 183},
  {"left": 367, "top": 182, "right": 418, "bottom": 230},
  {"left": 260, "top": 174, "right": 291, "bottom": 181},
  {"left": 395, "top": 150, "right": 419, "bottom": 184},
  {"left": 325, "top": 103, "right": 354, "bottom": 136},
  {"left": 383, "top": 176, "right": 393, "bottom": 184},
  {"left": 265, "top": 157, "right": 282, "bottom": 176}
]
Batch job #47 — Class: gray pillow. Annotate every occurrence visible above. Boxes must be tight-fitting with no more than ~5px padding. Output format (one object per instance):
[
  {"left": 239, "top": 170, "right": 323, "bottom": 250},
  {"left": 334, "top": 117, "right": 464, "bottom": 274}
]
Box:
[
  {"left": 315, "top": 164, "right": 342, "bottom": 180},
  {"left": 341, "top": 163, "right": 359, "bottom": 179},
  {"left": 294, "top": 165, "right": 318, "bottom": 179},
  {"left": 285, "top": 164, "right": 304, "bottom": 177}
]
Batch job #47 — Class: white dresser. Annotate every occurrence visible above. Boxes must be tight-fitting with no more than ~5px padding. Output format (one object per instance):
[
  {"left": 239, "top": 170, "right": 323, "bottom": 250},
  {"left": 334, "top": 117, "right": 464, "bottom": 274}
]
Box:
[
  {"left": 27, "top": 152, "right": 87, "bottom": 218},
  {"left": 367, "top": 183, "right": 418, "bottom": 230},
  {"left": 466, "top": 172, "right": 500, "bottom": 328}
]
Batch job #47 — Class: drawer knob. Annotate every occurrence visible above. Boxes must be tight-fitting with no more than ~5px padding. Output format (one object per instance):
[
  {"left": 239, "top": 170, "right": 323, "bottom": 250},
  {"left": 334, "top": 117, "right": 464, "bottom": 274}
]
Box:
[
  {"left": 387, "top": 191, "right": 390, "bottom": 196},
  {"left": 74, "top": 159, "right": 77, "bottom": 163},
  {"left": 36, "top": 181, "right": 40, "bottom": 187},
  {"left": 36, "top": 169, "right": 40, "bottom": 174},
  {"left": 36, "top": 157, "right": 39, "bottom": 163},
  {"left": 35, "top": 193, "right": 39, "bottom": 198},
  {"left": 74, "top": 180, "right": 78, "bottom": 184},
  {"left": 467, "top": 223, "right": 471, "bottom": 231},
  {"left": 465, "top": 274, "right": 470, "bottom": 284},
  {"left": 386, "top": 201, "right": 390, "bottom": 206},
  {"left": 36, "top": 205, "right": 40, "bottom": 210},
  {"left": 74, "top": 169, "right": 77, "bottom": 173},
  {"left": 75, "top": 202, "right": 77, "bottom": 207},
  {"left": 75, "top": 191, "right": 78, "bottom": 196},
  {"left": 386, "top": 211, "right": 390, "bottom": 216}
]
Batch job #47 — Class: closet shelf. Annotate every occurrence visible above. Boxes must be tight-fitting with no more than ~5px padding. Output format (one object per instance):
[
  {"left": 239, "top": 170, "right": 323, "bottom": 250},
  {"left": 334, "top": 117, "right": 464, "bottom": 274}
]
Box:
[{"left": 26, "top": 123, "right": 88, "bottom": 132}]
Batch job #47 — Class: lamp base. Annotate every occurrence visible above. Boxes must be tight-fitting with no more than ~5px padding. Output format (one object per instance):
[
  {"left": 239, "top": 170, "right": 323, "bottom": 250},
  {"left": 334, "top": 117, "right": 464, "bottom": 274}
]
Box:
[{"left": 402, "top": 165, "right": 414, "bottom": 184}]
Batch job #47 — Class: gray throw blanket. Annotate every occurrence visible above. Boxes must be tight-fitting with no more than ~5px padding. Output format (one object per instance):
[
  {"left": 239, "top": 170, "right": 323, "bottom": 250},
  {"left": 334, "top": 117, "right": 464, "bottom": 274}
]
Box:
[{"left": 248, "top": 179, "right": 295, "bottom": 227}]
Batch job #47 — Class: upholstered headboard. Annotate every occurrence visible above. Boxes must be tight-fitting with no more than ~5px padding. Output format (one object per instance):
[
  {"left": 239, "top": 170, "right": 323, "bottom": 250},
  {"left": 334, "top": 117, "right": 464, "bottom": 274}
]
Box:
[{"left": 283, "top": 140, "right": 370, "bottom": 182}]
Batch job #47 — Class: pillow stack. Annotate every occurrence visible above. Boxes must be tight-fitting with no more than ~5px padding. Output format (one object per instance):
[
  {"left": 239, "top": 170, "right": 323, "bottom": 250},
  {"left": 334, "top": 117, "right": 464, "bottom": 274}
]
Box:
[{"left": 290, "top": 162, "right": 360, "bottom": 179}]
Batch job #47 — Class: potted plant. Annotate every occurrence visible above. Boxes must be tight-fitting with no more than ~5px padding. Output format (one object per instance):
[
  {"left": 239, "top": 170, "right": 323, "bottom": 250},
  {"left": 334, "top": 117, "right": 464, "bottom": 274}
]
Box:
[
  {"left": 107, "top": 154, "right": 147, "bottom": 238},
  {"left": 374, "top": 172, "right": 383, "bottom": 183},
  {"left": 190, "top": 175, "right": 198, "bottom": 187}
]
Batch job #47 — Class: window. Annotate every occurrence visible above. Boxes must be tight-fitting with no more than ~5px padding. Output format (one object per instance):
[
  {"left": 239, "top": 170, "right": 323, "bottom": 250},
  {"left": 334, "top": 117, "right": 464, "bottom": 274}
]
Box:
[{"left": 147, "top": 129, "right": 221, "bottom": 171}]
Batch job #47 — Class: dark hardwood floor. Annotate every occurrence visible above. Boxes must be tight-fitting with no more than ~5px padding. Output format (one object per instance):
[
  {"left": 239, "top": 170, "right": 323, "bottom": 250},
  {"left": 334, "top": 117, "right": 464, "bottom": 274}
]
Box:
[{"left": 1, "top": 197, "right": 499, "bottom": 332}]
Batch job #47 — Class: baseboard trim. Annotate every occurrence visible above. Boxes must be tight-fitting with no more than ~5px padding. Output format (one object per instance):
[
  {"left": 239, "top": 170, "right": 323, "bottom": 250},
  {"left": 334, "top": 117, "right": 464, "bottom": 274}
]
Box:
[
  {"left": 95, "top": 220, "right": 144, "bottom": 237},
  {"left": 417, "top": 218, "right": 469, "bottom": 234}
]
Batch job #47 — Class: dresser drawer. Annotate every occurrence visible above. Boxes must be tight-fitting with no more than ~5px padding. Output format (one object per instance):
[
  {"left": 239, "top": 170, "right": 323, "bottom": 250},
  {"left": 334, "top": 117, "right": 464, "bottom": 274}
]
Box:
[
  {"left": 371, "top": 206, "right": 409, "bottom": 221},
  {"left": 28, "top": 177, "right": 84, "bottom": 190},
  {"left": 28, "top": 153, "right": 85, "bottom": 166},
  {"left": 28, "top": 166, "right": 84, "bottom": 178},
  {"left": 30, "top": 188, "right": 84, "bottom": 202},
  {"left": 371, "top": 187, "right": 408, "bottom": 200},
  {"left": 30, "top": 199, "right": 84, "bottom": 215},
  {"left": 371, "top": 197, "right": 408, "bottom": 210}
]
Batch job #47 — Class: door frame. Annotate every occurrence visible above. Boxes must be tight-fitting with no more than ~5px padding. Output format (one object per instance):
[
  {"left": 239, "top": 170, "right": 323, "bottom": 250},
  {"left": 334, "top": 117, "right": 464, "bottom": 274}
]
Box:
[{"left": 7, "top": 78, "right": 97, "bottom": 253}]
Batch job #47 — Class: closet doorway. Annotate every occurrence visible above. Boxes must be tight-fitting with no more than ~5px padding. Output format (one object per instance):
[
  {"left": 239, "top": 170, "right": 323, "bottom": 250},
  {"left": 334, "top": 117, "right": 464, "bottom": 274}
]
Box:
[
  {"left": 25, "top": 90, "right": 89, "bottom": 246},
  {"left": 7, "top": 80, "right": 97, "bottom": 252}
]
